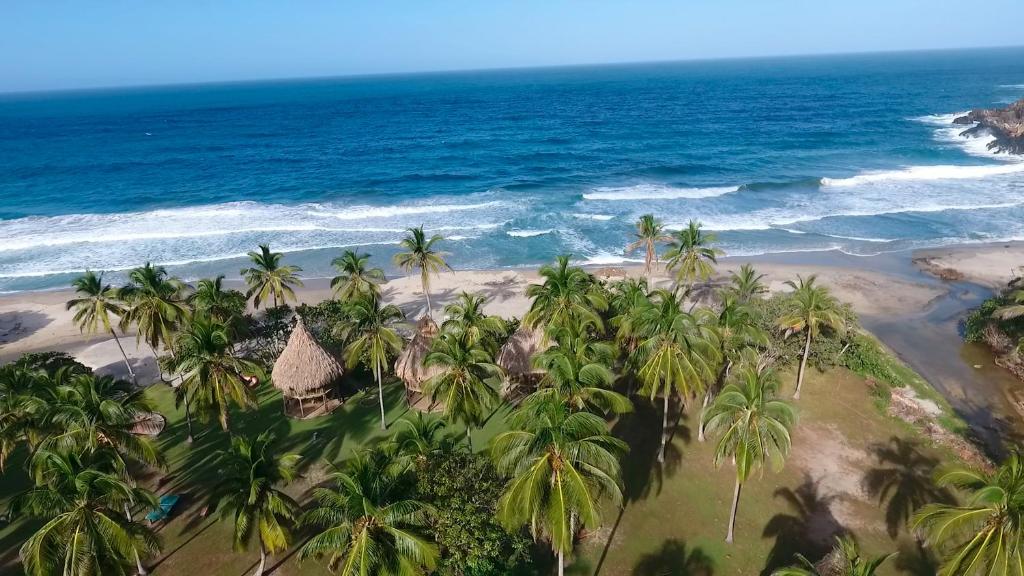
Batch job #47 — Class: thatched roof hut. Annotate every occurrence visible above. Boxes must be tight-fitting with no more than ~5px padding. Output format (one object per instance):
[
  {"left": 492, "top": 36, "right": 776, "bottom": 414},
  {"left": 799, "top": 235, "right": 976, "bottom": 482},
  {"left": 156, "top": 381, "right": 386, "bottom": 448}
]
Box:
[
  {"left": 272, "top": 318, "right": 345, "bottom": 418},
  {"left": 395, "top": 316, "right": 443, "bottom": 394},
  {"left": 130, "top": 412, "right": 166, "bottom": 436},
  {"left": 497, "top": 325, "right": 546, "bottom": 380}
]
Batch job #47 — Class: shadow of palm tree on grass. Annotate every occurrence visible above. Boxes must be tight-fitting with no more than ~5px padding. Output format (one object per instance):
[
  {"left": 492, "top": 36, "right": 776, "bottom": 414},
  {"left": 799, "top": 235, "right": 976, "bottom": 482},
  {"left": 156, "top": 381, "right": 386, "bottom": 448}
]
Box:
[
  {"left": 862, "top": 436, "right": 954, "bottom": 539},
  {"left": 760, "top": 475, "right": 846, "bottom": 575},
  {"left": 631, "top": 538, "right": 714, "bottom": 576}
]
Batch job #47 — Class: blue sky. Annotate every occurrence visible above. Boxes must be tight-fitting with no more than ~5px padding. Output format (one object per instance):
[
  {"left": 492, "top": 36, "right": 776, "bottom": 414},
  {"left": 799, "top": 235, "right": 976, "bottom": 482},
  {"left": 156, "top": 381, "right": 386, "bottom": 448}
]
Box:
[{"left": 3, "top": 0, "right": 1021, "bottom": 92}]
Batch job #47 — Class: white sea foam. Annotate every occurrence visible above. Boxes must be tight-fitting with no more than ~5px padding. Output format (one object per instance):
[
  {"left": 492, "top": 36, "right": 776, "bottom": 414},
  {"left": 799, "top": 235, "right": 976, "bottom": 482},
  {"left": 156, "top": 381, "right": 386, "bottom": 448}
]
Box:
[
  {"left": 305, "top": 200, "right": 502, "bottom": 220},
  {"left": 998, "top": 84, "right": 1024, "bottom": 89},
  {"left": 576, "top": 253, "right": 645, "bottom": 266},
  {"left": 571, "top": 213, "right": 615, "bottom": 221},
  {"left": 506, "top": 229, "right": 554, "bottom": 238},
  {"left": 583, "top": 184, "right": 738, "bottom": 201},
  {"left": 910, "top": 111, "right": 968, "bottom": 126},
  {"left": 821, "top": 163, "right": 1024, "bottom": 187}
]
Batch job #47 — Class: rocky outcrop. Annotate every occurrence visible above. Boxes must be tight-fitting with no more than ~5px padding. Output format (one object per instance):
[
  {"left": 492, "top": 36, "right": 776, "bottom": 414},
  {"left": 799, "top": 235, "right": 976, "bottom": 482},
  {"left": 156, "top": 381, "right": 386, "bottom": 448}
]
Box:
[{"left": 954, "top": 98, "right": 1024, "bottom": 155}]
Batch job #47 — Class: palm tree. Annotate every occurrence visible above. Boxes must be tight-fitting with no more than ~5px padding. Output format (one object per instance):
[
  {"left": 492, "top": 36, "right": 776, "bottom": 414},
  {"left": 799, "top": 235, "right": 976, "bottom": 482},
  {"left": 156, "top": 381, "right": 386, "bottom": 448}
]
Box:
[
  {"left": 778, "top": 275, "right": 846, "bottom": 400},
  {"left": 492, "top": 393, "right": 627, "bottom": 576},
  {"left": 631, "top": 289, "right": 719, "bottom": 462},
  {"left": 703, "top": 354, "right": 795, "bottom": 543},
  {"left": 626, "top": 214, "right": 672, "bottom": 278},
  {"left": 342, "top": 295, "right": 405, "bottom": 430},
  {"left": 423, "top": 332, "right": 502, "bottom": 450},
  {"left": 187, "top": 276, "right": 248, "bottom": 333},
  {"left": 12, "top": 451, "right": 159, "bottom": 576},
  {"left": 0, "top": 365, "right": 50, "bottom": 471},
  {"left": 299, "top": 449, "right": 437, "bottom": 575},
  {"left": 330, "top": 250, "right": 386, "bottom": 301},
  {"left": 172, "top": 315, "right": 261, "bottom": 434},
  {"left": 609, "top": 277, "right": 652, "bottom": 356},
  {"left": 118, "top": 263, "right": 189, "bottom": 356},
  {"left": 729, "top": 264, "right": 768, "bottom": 303},
  {"left": 66, "top": 271, "right": 137, "bottom": 384},
  {"left": 772, "top": 536, "right": 894, "bottom": 576},
  {"left": 241, "top": 244, "right": 304, "bottom": 309},
  {"left": 211, "top": 431, "right": 300, "bottom": 576},
  {"left": 387, "top": 413, "right": 451, "bottom": 467},
  {"left": 441, "top": 292, "right": 507, "bottom": 352},
  {"left": 393, "top": 226, "right": 451, "bottom": 318},
  {"left": 529, "top": 326, "right": 632, "bottom": 415},
  {"left": 913, "top": 452, "right": 1024, "bottom": 574},
  {"left": 524, "top": 255, "right": 608, "bottom": 336},
  {"left": 664, "top": 220, "right": 722, "bottom": 296}
]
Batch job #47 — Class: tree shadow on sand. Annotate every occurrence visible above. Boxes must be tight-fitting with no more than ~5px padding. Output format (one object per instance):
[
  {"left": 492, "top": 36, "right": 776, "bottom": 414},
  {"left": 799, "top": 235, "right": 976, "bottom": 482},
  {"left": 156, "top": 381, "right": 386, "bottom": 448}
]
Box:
[
  {"left": 631, "top": 539, "right": 714, "bottom": 576},
  {"left": 760, "top": 475, "right": 847, "bottom": 575},
  {"left": 862, "top": 436, "right": 955, "bottom": 539}
]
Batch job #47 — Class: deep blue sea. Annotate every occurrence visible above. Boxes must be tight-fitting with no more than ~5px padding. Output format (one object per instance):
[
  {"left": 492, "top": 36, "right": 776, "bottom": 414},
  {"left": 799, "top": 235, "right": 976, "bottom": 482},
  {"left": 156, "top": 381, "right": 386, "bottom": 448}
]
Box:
[{"left": 2, "top": 48, "right": 1024, "bottom": 292}]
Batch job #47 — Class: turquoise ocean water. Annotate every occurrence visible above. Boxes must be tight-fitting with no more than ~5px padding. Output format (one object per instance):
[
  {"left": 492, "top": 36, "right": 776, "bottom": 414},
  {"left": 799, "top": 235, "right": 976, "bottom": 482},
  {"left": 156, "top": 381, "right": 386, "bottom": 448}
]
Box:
[{"left": 1, "top": 47, "right": 1023, "bottom": 292}]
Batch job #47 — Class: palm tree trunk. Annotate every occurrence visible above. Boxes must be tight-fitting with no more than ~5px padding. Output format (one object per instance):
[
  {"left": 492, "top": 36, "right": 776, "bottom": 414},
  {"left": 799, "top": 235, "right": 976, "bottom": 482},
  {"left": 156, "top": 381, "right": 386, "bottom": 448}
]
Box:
[
  {"left": 124, "top": 504, "right": 147, "bottom": 575},
  {"left": 658, "top": 394, "right": 670, "bottom": 464},
  {"left": 110, "top": 328, "right": 137, "bottom": 385},
  {"left": 183, "top": 387, "right": 195, "bottom": 443},
  {"left": 794, "top": 330, "right": 811, "bottom": 400},
  {"left": 558, "top": 548, "right": 564, "bottom": 576},
  {"left": 254, "top": 542, "right": 267, "bottom": 576},
  {"left": 272, "top": 291, "right": 278, "bottom": 310},
  {"left": 697, "top": 392, "right": 711, "bottom": 443},
  {"left": 376, "top": 363, "right": 387, "bottom": 430},
  {"left": 422, "top": 274, "right": 432, "bottom": 318},
  {"left": 466, "top": 427, "right": 473, "bottom": 452},
  {"left": 726, "top": 478, "right": 742, "bottom": 543}
]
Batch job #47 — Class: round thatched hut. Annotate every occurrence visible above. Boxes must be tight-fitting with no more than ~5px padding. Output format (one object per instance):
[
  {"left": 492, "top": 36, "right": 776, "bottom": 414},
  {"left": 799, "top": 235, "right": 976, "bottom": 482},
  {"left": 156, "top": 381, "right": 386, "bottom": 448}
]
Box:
[
  {"left": 130, "top": 412, "right": 166, "bottom": 436},
  {"left": 272, "top": 318, "right": 345, "bottom": 418},
  {"left": 395, "top": 316, "right": 443, "bottom": 395},
  {"left": 497, "top": 325, "right": 546, "bottom": 390}
]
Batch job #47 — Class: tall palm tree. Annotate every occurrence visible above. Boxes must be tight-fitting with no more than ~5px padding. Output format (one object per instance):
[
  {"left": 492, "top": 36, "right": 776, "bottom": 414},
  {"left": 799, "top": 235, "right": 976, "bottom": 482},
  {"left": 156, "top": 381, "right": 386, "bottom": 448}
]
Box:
[
  {"left": 492, "top": 393, "right": 627, "bottom": 576},
  {"left": 299, "top": 449, "right": 437, "bottom": 575},
  {"left": 524, "top": 255, "right": 608, "bottom": 336},
  {"left": 241, "top": 244, "right": 304, "bottom": 309},
  {"left": 729, "top": 263, "right": 768, "bottom": 303},
  {"left": 330, "top": 250, "right": 386, "bottom": 301},
  {"left": 12, "top": 451, "right": 159, "bottom": 576},
  {"left": 664, "top": 220, "right": 722, "bottom": 296},
  {"left": 529, "top": 326, "right": 632, "bottom": 415},
  {"left": 609, "top": 277, "right": 652, "bottom": 356},
  {"left": 211, "top": 431, "right": 300, "bottom": 576},
  {"left": 441, "top": 292, "right": 507, "bottom": 352},
  {"left": 66, "top": 271, "right": 137, "bottom": 384},
  {"left": 393, "top": 226, "right": 451, "bottom": 318},
  {"left": 778, "top": 275, "right": 846, "bottom": 400},
  {"left": 172, "top": 315, "right": 261, "bottom": 434},
  {"left": 423, "top": 332, "right": 502, "bottom": 450},
  {"left": 626, "top": 214, "right": 672, "bottom": 278},
  {"left": 913, "top": 452, "right": 1024, "bottom": 574},
  {"left": 342, "top": 294, "right": 405, "bottom": 430},
  {"left": 772, "top": 536, "right": 894, "bottom": 576},
  {"left": 187, "top": 275, "right": 248, "bottom": 332},
  {"left": 118, "top": 263, "right": 189, "bottom": 356},
  {"left": 703, "top": 355, "right": 795, "bottom": 543},
  {"left": 0, "top": 365, "right": 50, "bottom": 471},
  {"left": 631, "top": 289, "right": 719, "bottom": 463}
]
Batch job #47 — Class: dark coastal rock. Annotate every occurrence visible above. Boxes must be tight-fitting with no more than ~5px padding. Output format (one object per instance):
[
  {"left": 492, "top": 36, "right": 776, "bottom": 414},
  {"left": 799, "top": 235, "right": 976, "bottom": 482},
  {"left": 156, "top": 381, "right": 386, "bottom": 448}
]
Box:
[{"left": 954, "top": 98, "right": 1024, "bottom": 155}]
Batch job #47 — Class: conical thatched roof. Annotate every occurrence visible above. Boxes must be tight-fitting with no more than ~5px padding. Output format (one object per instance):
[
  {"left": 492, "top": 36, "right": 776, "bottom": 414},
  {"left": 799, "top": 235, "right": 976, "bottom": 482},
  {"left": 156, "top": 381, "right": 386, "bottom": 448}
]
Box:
[
  {"left": 272, "top": 318, "right": 344, "bottom": 399},
  {"left": 130, "top": 412, "right": 166, "bottom": 436},
  {"left": 395, "top": 316, "right": 442, "bottom": 393},
  {"left": 497, "top": 325, "right": 546, "bottom": 378}
]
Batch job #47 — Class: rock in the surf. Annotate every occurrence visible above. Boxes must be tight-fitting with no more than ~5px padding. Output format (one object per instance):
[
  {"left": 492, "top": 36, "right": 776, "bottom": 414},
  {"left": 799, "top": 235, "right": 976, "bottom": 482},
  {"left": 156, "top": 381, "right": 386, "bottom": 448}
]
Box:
[{"left": 954, "top": 98, "right": 1024, "bottom": 155}]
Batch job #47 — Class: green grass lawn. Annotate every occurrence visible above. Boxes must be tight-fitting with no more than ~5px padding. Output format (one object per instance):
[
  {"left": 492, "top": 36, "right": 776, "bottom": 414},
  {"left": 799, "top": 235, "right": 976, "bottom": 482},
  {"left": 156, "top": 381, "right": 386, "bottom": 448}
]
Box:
[{"left": 0, "top": 363, "right": 955, "bottom": 576}]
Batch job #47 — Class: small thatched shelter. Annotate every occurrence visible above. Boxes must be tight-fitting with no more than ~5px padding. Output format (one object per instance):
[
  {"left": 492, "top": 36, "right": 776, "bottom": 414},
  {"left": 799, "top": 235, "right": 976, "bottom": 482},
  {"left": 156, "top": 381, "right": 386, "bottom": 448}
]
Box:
[
  {"left": 272, "top": 318, "right": 345, "bottom": 418},
  {"left": 130, "top": 412, "right": 166, "bottom": 436},
  {"left": 395, "top": 316, "right": 443, "bottom": 395},
  {"left": 497, "top": 325, "right": 547, "bottom": 385}
]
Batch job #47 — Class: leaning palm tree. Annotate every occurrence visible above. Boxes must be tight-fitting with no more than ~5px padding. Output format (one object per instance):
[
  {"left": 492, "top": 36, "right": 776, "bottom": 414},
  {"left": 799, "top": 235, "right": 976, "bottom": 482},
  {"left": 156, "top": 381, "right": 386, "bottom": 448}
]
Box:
[
  {"left": 913, "top": 452, "right": 1024, "bottom": 575},
  {"left": 528, "top": 325, "right": 632, "bottom": 415},
  {"left": 703, "top": 353, "right": 795, "bottom": 543},
  {"left": 172, "top": 315, "right": 261, "bottom": 433},
  {"left": 729, "top": 263, "right": 769, "bottom": 304},
  {"left": 342, "top": 294, "right": 405, "bottom": 430},
  {"left": 393, "top": 226, "right": 451, "bottom": 318},
  {"left": 118, "top": 263, "right": 189, "bottom": 356},
  {"left": 631, "top": 289, "right": 720, "bottom": 462},
  {"left": 423, "top": 331, "right": 502, "bottom": 450},
  {"left": 524, "top": 255, "right": 608, "bottom": 336},
  {"left": 778, "top": 275, "right": 846, "bottom": 400},
  {"left": 330, "top": 250, "right": 386, "bottom": 301},
  {"left": 12, "top": 451, "right": 159, "bottom": 576},
  {"left": 241, "top": 244, "right": 304, "bottom": 309},
  {"left": 492, "top": 392, "right": 627, "bottom": 576},
  {"left": 441, "top": 292, "right": 507, "bottom": 352},
  {"left": 66, "top": 271, "right": 137, "bottom": 384},
  {"left": 664, "top": 220, "right": 722, "bottom": 296},
  {"left": 772, "top": 535, "right": 894, "bottom": 576},
  {"left": 211, "top": 431, "right": 300, "bottom": 576},
  {"left": 626, "top": 214, "right": 672, "bottom": 278},
  {"left": 299, "top": 448, "right": 437, "bottom": 575}
]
